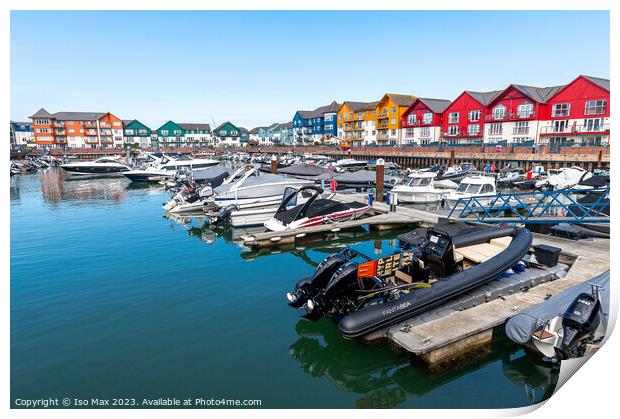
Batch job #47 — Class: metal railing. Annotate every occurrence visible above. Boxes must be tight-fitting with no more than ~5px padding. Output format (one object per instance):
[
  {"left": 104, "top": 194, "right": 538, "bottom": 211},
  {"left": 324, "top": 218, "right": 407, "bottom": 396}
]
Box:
[{"left": 447, "top": 187, "right": 610, "bottom": 224}]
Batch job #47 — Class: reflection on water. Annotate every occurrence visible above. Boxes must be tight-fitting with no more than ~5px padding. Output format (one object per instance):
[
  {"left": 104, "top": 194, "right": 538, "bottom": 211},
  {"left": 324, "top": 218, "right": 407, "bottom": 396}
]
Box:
[
  {"left": 290, "top": 320, "right": 558, "bottom": 408},
  {"left": 39, "top": 168, "right": 129, "bottom": 204}
]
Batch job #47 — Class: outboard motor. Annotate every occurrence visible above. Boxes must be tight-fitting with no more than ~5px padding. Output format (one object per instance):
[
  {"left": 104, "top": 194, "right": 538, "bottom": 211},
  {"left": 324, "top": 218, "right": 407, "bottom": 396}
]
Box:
[
  {"left": 302, "top": 262, "right": 360, "bottom": 321},
  {"left": 558, "top": 292, "right": 602, "bottom": 359},
  {"left": 287, "top": 253, "right": 349, "bottom": 308},
  {"left": 210, "top": 204, "right": 239, "bottom": 225}
]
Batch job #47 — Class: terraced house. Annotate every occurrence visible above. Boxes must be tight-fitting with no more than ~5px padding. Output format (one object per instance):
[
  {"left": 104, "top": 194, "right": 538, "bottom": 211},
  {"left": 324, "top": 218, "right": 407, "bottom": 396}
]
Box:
[
  {"left": 337, "top": 101, "right": 379, "bottom": 146},
  {"left": 155, "top": 121, "right": 186, "bottom": 148},
  {"left": 293, "top": 101, "right": 340, "bottom": 144},
  {"left": 30, "top": 108, "right": 124, "bottom": 149},
  {"left": 401, "top": 98, "right": 452, "bottom": 145},
  {"left": 374, "top": 94, "right": 417, "bottom": 146},
  {"left": 213, "top": 121, "right": 244, "bottom": 146},
  {"left": 123, "top": 120, "right": 152, "bottom": 148},
  {"left": 440, "top": 91, "right": 501, "bottom": 145},
  {"left": 179, "top": 123, "right": 212, "bottom": 147}
]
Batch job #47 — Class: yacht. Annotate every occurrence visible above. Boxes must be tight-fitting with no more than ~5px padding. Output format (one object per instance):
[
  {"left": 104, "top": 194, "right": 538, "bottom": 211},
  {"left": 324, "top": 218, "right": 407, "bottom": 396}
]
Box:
[
  {"left": 204, "top": 165, "right": 313, "bottom": 208},
  {"left": 437, "top": 163, "right": 477, "bottom": 181},
  {"left": 60, "top": 156, "right": 131, "bottom": 175},
  {"left": 443, "top": 175, "right": 497, "bottom": 207},
  {"left": 391, "top": 171, "right": 445, "bottom": 203},
  {"left": 123, "top": 154, "right": 219, "bottom": 182}
]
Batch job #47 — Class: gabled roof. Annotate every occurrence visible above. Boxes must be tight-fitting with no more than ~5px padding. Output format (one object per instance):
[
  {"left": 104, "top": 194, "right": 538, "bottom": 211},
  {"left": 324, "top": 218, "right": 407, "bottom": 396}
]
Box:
[
  {"left": 415, "top": 98, "right": 452, "bottom": 113},
  {"left": 214, "top": 121, "right": 239, "bottom": 132},
  {"left": 29, "top": 108, "right": 52, "bottom": 118},
  {"left": 51, "top": 111, "right": 107, "bottom": 121},
  {"left": 178, "top": 123, "right": 211, "bottom": 131},
  {"left": 464, "top": 90, "right": 503, "bottom": 106},
  {"left": 342, "top": 101, "right": 380, "bottom": 113},
  {"left": 249, "top": 127, "right": 265, "bottom": 134},
  {"left": 384, "top": 93, "right": 417, "bottom": 107},
  {"left": 582, "top": 75, "right": 610, "bottom": 91},
  {"left": 296, "top": 101, "right": 341, "bottom": 119},
  {"left": 510, "top": 84, "right": 566, "bottom": 103}
]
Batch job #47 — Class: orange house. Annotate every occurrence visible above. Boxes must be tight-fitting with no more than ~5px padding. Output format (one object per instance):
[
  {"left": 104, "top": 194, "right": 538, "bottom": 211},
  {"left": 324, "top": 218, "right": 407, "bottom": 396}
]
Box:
[
  {"left": 375, "top": 94, "right": 417, "bottom": 145},
  {"left": 337, "top": 101, "right": 379, "bottom": 145}
]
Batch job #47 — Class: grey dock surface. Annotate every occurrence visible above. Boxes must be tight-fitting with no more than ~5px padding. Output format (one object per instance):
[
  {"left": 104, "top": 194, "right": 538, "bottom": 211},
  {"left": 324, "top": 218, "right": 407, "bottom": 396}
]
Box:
[{"left": 384, "top": 234, "right": 609, "bottom": 365}]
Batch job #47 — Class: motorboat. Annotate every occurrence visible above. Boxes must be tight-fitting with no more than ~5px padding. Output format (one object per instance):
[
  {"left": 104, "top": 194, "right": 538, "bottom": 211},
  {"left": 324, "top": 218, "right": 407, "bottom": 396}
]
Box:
[
  {"left": 264, "top": 185, "right": 371, "bottom": 232},
  {"left": 534, "top": 166, "right": 592, "bottom": 190},
  {"left": 391, "top": 171, "right": 445, "bottom": 204},
  {"left": 315, "top": 170, "right": 401, "bottom": 191},
  {"left": 505, "top": 270, "right": 608, "bottom": 363},
  {"left": 443, "top": 175, "right": 497, "bottom": 207},
  {"left": 205, "top": 165, "right": 313, "bottom": 209},
  {"left": 286, "top": 223, "right": 532, "bottom": 338},
  {"left": 123, "top": 154, "right": 219, "bottom": 182},
  {"left": 436, "top": 163, "right": 476, "bottom": 181},
  {"left": 60, "top": 156, "right": 131, "bottom": 175},
  {"left": 162, "top": 166, "right": 236, "bottom": 213},
  {"left": 210, "top": 186, "right": 324, "bottom": 228},
  {"left": 275, "top": 163, "right": 331, "bottom": 179},
  {"left": 330, "top": 158, "right": 369, "bottom": 170},
  {"left": 496, "top": 169, "right": 524, "bottom": 187}
]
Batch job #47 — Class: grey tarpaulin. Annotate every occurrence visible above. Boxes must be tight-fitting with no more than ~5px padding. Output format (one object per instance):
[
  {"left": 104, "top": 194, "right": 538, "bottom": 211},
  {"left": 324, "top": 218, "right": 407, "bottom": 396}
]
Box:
[{"left": 505, "top": 270, "right": 610, "bottom": 344}]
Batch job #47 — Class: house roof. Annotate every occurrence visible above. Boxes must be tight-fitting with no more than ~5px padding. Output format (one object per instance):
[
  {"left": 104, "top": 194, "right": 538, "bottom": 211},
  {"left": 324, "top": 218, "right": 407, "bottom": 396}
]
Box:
[
  {"left": 249, "top": 127, "right": 265, "bottom": 134},
  {"left": 582, "top": 75, "right": 610, "bottom": 91},
  {"left": 343, "top": 101, "right": 380, "bottom": 112},
  {"left": 51, "top": 111, "right": 107, "bottom": 121},
  {"left": 383, "top": 93, "right": 417, "bottom": 107},
  {"left": 29, "top": 108, "right": 52, "bottom": 118},
  {"left": 214, "top": 121, "right": 238, "bottom": 132},
  {"left": 12, "top": 121, "right": 32, "bottom": 126},
  {"left": 178, "top": 123, "right": 211, "bottom": 131},
  {"left": 297, "top": 101, "right": 341, "bottom": 119},
  {"left": 416, "top": 98, "right": 452, "bottom": 113},
  {"left": 465, "top": 90, "right": 503, "bottom": 106},
  {"left": 511, "top": 84, "right": 566, "bottom": 103}
]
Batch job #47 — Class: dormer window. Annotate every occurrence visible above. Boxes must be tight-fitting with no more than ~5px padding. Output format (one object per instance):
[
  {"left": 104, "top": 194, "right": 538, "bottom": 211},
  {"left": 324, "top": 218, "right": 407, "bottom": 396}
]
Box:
[
  {"left": 492, "top": 105, "right": 506, "bottom": 120},
  {"left": 517, "top": 102, "right": 534, "bottom": 118}
]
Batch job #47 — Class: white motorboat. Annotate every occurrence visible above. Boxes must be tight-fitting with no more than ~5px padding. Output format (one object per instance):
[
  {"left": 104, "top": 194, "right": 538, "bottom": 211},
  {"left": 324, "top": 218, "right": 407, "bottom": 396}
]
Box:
[
  {"left": 264, "top": 185, "right": 371, "bottom": 232},
  {"left": 204, "top": 165, "right": 313, "bottom": 208},
  {"left": 391, "top": 171, "right": 445, "bottom": 203},
  {"left": 443, "top": 175, "right": 497, "bottom": 207},
  {"left": 163, "top": 166, "right": 236, "bottom": 214},
  {"left": 330, "top": 158, "right": 369, "bottom": 170},
  {"left": 123, "top": 154, "right": 219, "bottom": 182},
  {"left": 60, "top": 156, "right": 131, "bottom": 175},
  {"left": 535, "top": 166, "right": 593, "bottom": 190}
]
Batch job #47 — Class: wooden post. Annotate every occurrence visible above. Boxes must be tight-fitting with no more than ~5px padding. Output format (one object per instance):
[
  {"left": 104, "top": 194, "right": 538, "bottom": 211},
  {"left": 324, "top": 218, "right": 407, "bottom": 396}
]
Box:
[
  {"left": 448, "top": 150, "right": 455, "bottom": 167},
  {"left": 270, "top": 155, "right": 278, "bottom": 173},
  {"left": 376, "top": 158, "right": 385, "bottom": 202}
]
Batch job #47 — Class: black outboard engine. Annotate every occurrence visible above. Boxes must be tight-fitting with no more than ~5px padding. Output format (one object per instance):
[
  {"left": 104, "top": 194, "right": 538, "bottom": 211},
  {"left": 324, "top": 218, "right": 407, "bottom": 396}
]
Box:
[
  {"left": 210, "top": 204, "right": 239, "bottom": 225},
  {"left": 421, "top": 227, "right": 459, "bottom": 277},
  {"left": 302, "top": 262, "right": 360, "bottom": 321},
  {"left": 559, "top": 292, "right": 602, "bottom": 359},
  {"left": 286, "top": 253, "right": 350, "bottom": 309}
]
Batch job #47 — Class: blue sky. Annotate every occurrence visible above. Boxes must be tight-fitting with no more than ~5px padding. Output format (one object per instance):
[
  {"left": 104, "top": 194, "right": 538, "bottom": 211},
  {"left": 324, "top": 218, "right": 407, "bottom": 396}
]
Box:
[{"left": 11, "top": 10, "right": 609, "bottom": 129}]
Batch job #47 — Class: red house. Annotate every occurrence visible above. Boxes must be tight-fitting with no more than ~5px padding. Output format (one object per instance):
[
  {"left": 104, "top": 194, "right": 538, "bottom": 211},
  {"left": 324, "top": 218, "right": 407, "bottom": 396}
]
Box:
[
  {"left": 540, "top": 75, "right": 610, "bottom": 146},
  {"left": 483, "top": 84, "right": 564, "bottom": 144},
  {"left": 440, "top": 91, "right": 501, "bottom": 144},
  {"left": 401, "top": 98, "right": 451, "bottom": 145}
]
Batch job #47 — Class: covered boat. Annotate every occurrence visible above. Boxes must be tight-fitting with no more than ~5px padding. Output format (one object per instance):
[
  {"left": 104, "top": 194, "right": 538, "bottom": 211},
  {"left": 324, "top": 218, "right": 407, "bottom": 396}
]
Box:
[
  {"left": 535, "top": 166, "right": 592, "bottom": 190},
  {"left": 276, "top": 163, "right": 331, "bottom": 179},
  {"left": 286, "top": 223, "right": 532, "bottom": 338},
  {"left": 264, "top": 185, "right": 371, "bottom": 231}
]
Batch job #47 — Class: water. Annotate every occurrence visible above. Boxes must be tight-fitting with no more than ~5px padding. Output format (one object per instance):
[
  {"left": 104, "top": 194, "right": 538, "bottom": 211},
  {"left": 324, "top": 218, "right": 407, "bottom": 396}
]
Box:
[{"left": 10, "top": 168, "right": 558, "bottom": 408}]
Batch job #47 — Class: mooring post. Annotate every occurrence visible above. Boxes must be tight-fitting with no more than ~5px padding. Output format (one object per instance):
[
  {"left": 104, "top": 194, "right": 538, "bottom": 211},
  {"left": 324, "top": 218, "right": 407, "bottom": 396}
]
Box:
[
  {"left": 376, "top": 158, "right": 385, "bottom": 202},
  {"left": 449, "top": 150, "right": 455, "bottom": 167},
  {"left": 271, "top": 154, "right": 278, "bottom": 173}
]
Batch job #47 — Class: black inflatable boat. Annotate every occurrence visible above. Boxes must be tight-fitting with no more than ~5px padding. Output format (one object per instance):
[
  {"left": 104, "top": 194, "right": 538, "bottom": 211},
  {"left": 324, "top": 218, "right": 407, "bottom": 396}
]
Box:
[{"left": 286, "top": 223, "right": 532, "bottom": 339}]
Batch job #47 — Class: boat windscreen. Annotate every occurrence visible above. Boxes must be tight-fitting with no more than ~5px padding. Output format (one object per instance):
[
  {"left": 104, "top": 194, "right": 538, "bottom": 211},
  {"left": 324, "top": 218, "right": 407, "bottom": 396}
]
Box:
[
  {"left": 457, "top": 183, "right": 482, "bottom": 194},
  {"left": 406, "top": 177, "right": 432, "bottom": 187}
]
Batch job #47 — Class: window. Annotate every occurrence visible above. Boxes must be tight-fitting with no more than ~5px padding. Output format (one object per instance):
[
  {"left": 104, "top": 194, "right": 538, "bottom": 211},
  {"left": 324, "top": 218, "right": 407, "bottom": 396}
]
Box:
[
  {"left": 488, "top": 123, "right": 502, "bottom": 135},
  {"left": 420, "top": 126, "right": 431, "bottom": 137},
  {"left": 231, "top": 130, "right": 238, "bottom": 135},
  {"left": 448, "top": 112, "right": 459, "bottom": 123},
  {"left": 391, "top": 129, "right": 396, "bottom": 136},
  {"left": 423, "top": 112, "right": 433, "bottom": 124},
  {"left": 585, "top": 100, "right": 607, "bottom": 115},
  {"left": 517, "top": 102, "right": 534, "bottom": 118},
  {"left": 391, "top": 107, "right": 396, "bottom": 114},
  {"left": 467, "top": 124, "right": 480, "bottom": 135},
  {"left": 407, "top": 114, "right": 416, "bottom": 125},
  {"left": 447, "top": 125, "right": 459, "bottom": 135},
  {"left": 174, "top": 130, "right": 182, "bottom": 135},
  {"left": 552, "top": 103, "right": 570, "bottom": 117},
  {"left": 469, "top": 110, "right": 480, "bottom": 122},
  {"left": 113, "top": 121, "right": 121, "bottom": 126},
  {"left": 492, "top": 105, "right": 506, "bottom": 119},
  {"left": 514, "top": 121, "right": 529, "bottom": 135},
  {"left": 68, "top": 128, "right": 75, "bottom": 133},
  {"left": 583, "top": 118, "right": 604, "bottom": 132},
  {"left": 405, "top": 128, "right": 414, "bottom": 138},
  {"left": 552, "top": 120, "right": 569, "bottom": 133},
  {"left": 161, "top": 130, "right": 168, "bottom": 135},
  {"left": 338, "top": 114, "right": 342, "bottom": 120},
  {"left": 391, "top": 118, "right": 396, "bottom": 125}
]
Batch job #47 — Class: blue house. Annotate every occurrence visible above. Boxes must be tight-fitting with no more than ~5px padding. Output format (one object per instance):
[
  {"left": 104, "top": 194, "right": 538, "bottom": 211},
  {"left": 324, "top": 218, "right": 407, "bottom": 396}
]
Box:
[{"left": 293, "top": 101, "right": 340, "bottom": 144}]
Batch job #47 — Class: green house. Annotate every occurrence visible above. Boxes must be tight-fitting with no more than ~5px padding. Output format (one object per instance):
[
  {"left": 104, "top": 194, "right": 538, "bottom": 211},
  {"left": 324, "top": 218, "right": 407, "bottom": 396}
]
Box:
[
  {"left": 123, "top": 119, "right": 152, "bottom": 148},
  {"left": 156, "top": 121, "right": 186, "bottom": 148},
  {"left": 213, "top": 121, "right": 245, "bottom": 146}
]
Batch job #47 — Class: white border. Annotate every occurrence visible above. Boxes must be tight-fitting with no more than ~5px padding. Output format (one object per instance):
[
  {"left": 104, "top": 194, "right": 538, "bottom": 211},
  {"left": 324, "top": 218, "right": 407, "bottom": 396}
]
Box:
[{"left": 4, "top": 1, "right": 617, "bottom": 418}]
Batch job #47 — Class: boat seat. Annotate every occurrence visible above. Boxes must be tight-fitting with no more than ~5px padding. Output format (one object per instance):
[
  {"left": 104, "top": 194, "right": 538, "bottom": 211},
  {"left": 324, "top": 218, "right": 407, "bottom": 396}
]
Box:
[
  {"left": 455, "top": 243, "right": 503, "bottom": 264},
  {"left": 490, "top": 236, "right": 512, "bottom": 249}
]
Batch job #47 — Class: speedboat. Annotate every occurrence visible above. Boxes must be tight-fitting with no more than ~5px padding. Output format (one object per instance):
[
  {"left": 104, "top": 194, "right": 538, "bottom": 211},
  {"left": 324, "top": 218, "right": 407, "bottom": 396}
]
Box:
[
  {"left": 535, "top": 166, "right": 592, "bottom": 190},
  {"left": 391, "top": 171, "right": 444, "bottom": 203},
  {"left": 264, "top": 185, "right": 371, "bottom": 231},
  {"left": 443, "top": 175, "right": 497, "bottom": 207},
  {"left": 60, "top": 156, "right": 131, "bottom": 175},
  {"left": 497, "top": 169, "right": 524, "bottom": 187},
  {"left": 286, "top": 223, "right": 532, "bottom": 338},
  {"left": 205, "top": 165, "right": 313, "bottom": 209},
  {"left": 162, "top": 166, "right": 235, "bottom": 214},
  {"left": 437, "top": 163, "right": 476, "bottom": 181},
  {"left": 123, "top": 154, "right": 219, "bottom": 182},
  {"left": 330, "top": 158, "right": 369, "bottom": 170}
]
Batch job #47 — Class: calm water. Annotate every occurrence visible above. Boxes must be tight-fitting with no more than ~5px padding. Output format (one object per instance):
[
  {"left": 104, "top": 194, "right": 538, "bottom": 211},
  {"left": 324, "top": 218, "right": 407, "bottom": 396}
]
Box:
[{"left": 10, "top": 168, "right": 558, "bottom": 408}]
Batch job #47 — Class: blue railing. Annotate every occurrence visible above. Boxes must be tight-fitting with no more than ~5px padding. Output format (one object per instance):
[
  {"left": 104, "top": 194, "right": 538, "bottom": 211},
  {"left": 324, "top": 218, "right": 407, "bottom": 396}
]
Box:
[{"left": 447, "top": 187, "right": 610, "bottom": 224}]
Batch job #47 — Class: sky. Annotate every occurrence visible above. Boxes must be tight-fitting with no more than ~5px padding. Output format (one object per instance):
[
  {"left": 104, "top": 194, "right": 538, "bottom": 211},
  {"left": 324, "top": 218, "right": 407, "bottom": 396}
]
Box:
[{"left": 11, "top": 10, "right": 610, "bottom": 129}]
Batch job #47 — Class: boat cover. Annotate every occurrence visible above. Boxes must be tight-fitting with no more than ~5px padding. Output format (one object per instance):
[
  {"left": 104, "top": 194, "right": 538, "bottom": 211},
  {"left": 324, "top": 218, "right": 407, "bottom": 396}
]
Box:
[
  {"left": 278, "top": 164, "right": 329, "bottom": 177},
  {"left": 191, "top": 166, "right": 232, "bottom": 182},
  {"left": 504, "top": 270, "right": 610, "bottom": 344}
]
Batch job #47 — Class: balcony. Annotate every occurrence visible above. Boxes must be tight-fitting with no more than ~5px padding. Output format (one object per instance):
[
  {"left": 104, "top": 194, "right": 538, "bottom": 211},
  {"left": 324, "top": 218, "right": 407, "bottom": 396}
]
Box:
[
  {"left": 512, "top": 127, "right": 530, "bottom": 135},
  {"left": 487, "top": 128, "right": 503, "bottom": 136},
  {"left": 85, "top": 136, "right": 99, "bottom": 143},
  {"left": 377, "top": 133, "right": 391, "bottom": 141},
  {"left": 343, "top": 124, "right": 364, "bottom": 132},
  {"left": 53, "top": 122, "right": 65, "bottom": 128},
  {"left": 377, "top": 123, "right": 389, "bottom": 129},
  {"left": 100, "top": 122, "right": 111, "bottom": 128},
  {"left": 539, "top": 123, "right": 610, "bottom": 136},
  {"left": 84, "top": 122, "right": 97, "bottom": 128},
  {"left": 485, "top": 111, "right": 534, "bottom": 122},
  {"left": 55, "top": 129, "right": 66, "bottom": 135},
  {"left": 55, "top": 136, "right": 67, "bottom": 143}
]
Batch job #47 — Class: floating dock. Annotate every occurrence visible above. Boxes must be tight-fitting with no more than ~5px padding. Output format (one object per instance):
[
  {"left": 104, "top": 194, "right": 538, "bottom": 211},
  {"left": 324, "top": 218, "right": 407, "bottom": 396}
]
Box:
[{"left": 378, "top": 234, "right": 609, "bottom": 367}]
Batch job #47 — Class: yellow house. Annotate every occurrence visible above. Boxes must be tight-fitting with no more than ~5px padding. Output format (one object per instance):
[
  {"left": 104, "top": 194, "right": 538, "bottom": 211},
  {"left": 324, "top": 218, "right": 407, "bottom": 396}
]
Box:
[
  {"left": 375, "top": 93, "right": 417, "bottom": 145},
  {"left": 337, "top": 101, "right": 379, "bottom": 145}
]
